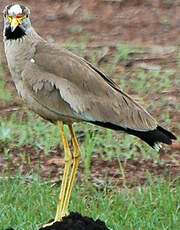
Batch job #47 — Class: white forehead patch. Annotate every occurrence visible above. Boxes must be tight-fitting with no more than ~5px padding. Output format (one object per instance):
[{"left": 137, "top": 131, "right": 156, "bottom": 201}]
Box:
[{"left": 8, "top": 4, "right": 22, "bottom": 16}]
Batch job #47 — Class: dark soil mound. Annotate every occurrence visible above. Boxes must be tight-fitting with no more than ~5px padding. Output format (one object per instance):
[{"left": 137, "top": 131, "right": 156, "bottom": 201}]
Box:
[
  {"left": 40, "top": 212, "right": 110, "bottom": 230},
  {"left": 6, "top": 212, "right": 110, "bottom": 230}
]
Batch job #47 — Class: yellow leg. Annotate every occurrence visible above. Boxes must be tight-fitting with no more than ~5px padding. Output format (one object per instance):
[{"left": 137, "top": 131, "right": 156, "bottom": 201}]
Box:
[
  {"left": 54, "top": 121, "right": 73, "bottom": 221},
  {"left": 61, "top": 124, "right": 81, "bottom": 216},
  {"left": 43, "top": 122, "right": 81, "bottom": 227}
]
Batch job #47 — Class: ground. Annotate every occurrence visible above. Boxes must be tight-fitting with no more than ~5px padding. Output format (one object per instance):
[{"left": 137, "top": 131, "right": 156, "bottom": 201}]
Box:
[{"left": 0, "top": 0, "right": 180, "bottom": 189}]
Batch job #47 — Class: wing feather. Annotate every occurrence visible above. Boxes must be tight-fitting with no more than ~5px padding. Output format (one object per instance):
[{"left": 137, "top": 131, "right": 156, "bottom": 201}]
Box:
[{"left": 22, "top": 41, "right": 157, "bottom": 130}]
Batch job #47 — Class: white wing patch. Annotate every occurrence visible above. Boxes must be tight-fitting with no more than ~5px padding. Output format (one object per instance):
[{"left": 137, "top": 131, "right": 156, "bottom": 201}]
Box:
[
  {"left": 30, "top": 58, "right": 35, "bottom": 64},
  {"left": 8, "top": 4, "right": 22, "bottom": 16}
]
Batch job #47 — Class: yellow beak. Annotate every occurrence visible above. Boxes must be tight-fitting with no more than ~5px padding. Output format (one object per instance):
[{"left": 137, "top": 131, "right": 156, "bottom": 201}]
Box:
[{"left": 8, "top": 17, "right": 23, "bottom": 32}]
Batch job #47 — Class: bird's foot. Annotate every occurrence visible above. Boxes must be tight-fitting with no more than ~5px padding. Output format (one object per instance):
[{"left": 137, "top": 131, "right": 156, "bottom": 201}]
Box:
[
  {"left": 43, "top": 212, "right": 68, "bottom": 228},
  {"left": 43, "top": 220, "right": 57, "bottom": 228}
]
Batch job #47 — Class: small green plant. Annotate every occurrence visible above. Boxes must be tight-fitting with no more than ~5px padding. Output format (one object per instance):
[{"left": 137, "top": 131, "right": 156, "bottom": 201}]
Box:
[
  {"left": 65, "top": 43, "right": 85, "bottom": 58},
  {"left": 164, "top": 0, "right": 177, "bottom": 7},
  {"left": 160, "top": 17, "right": 170, "bottom": 25},
  {"left": 70, "top": 25, "right": 83, "bottom": 34}
]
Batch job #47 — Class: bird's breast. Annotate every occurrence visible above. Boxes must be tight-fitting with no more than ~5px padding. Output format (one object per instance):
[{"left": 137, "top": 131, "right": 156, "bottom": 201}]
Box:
[{"left": 4, "top": 39, "right": 35, "bottom": 77}]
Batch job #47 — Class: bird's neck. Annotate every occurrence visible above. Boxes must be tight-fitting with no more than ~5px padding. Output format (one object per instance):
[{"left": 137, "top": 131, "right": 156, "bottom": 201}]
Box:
[{"left": 4, "top": 27, "right": 42, "bottom": 76}]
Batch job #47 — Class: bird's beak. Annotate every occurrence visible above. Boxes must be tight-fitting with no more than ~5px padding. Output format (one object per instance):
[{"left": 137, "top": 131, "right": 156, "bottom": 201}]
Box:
[
  {"left": 10, "top": 17, "right": 21, "bottom": 32},
  {"left": 7, "top": 16, "right": 24, "bottom": 32}
]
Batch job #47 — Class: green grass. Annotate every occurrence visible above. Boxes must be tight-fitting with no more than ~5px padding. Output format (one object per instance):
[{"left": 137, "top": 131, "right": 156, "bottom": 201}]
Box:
[{"left": 0, "top": 174, "right": 180, "bottom": 230}]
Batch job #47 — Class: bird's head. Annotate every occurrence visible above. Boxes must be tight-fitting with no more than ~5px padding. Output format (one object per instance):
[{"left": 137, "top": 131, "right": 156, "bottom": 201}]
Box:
[{"left": 3, "top": 4, "right": 31, "bottom": 39}]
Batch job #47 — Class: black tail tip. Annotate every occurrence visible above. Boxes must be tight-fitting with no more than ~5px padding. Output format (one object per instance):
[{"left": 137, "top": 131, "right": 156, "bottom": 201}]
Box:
[
  {"left": 125, "top": 125, "right": 176, "bottom": 150},
  {"left": 141, "top": 125, "right": 176, "bottom": 150},
  {"left": 157, "top": 126, "right": 177, "bottom": 141}
]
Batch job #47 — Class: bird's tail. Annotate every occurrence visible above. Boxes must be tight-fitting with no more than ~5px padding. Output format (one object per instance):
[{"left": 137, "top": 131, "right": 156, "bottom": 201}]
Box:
[
  {"left": 89, "top": 121, "right": 176, "bottom": 151},
  {"left": 125, "top": 125, "right": 176, "bottom": 151}
]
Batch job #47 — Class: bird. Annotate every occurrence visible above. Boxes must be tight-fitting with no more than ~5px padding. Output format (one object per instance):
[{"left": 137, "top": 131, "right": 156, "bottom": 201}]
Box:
[{"left": 3, "top": 3, "right": 176, "bottom": 227}]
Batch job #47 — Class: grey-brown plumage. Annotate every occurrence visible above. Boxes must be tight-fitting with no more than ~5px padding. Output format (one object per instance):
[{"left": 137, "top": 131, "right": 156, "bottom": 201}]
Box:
[{"left": 3, "top": 4, "right": 176, "bottom": 149}]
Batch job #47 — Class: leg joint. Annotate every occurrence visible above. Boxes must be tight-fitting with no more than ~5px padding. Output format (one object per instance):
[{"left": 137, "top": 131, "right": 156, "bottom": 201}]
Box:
[
  {"left": 73, "top": 149, "right": 81, "bottom": 159},
  {"left": 64, "top": 151, "right": 72, "bottom": 163}
]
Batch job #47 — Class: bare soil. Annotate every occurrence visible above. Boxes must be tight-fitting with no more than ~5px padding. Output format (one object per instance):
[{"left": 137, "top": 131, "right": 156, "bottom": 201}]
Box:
[{"left": 0, "top": 0, "right": 180, "bottom": 189}]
